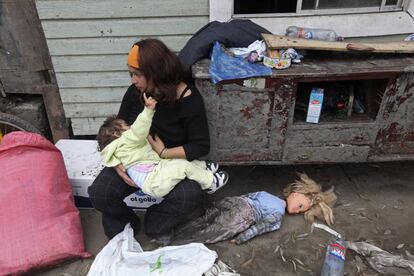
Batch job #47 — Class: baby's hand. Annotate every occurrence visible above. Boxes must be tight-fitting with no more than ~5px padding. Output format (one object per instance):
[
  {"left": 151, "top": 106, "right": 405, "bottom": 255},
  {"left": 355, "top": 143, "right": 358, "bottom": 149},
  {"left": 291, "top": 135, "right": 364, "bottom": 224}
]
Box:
[{"left": 143, "top": 93, "right": 157, "bottom": 110}]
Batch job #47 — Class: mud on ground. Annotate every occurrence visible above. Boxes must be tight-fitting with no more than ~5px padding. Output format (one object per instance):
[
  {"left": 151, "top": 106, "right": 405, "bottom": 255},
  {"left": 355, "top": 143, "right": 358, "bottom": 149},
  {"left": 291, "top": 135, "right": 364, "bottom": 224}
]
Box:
[{"left": 35, "top": 162, "right": 414, "bottom": 276}]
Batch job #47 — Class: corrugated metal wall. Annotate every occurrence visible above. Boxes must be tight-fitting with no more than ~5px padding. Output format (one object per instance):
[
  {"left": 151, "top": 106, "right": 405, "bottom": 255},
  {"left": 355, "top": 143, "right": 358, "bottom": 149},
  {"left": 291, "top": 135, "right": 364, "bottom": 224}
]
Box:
[{"left": 35, "top": 0, "right": 209, "bottom": 135}]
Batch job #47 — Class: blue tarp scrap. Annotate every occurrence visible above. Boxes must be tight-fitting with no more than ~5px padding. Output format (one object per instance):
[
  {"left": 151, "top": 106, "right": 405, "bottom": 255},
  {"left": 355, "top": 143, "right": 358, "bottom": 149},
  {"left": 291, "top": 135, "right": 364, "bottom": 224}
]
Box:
[{"left": 209, "top": 41, "right": 272, "bottom": 84}]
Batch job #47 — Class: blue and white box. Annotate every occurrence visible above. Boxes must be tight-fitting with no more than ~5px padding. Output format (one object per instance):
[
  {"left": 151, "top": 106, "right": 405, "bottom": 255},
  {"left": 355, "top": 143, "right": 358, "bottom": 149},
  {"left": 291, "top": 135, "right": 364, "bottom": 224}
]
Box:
[
  {"left": 55, "top": 139, "right": 162, "bottom": 209},
  {"left": 306, "top": 88, "right": 324, "bottom": 123}
]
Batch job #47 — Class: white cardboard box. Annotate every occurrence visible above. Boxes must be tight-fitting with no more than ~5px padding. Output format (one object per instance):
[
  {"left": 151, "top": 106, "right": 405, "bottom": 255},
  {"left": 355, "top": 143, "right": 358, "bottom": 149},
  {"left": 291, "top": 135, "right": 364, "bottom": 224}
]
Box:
[{"left": 55, "top": 139, "right": 162, "bottom": 209}]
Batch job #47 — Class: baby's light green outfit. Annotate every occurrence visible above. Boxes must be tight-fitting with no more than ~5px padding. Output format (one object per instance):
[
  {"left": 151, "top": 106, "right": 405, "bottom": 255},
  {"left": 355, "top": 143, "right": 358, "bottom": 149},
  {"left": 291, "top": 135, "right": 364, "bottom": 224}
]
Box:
[{"left": 101, "top": 107, "right": 213, "bottom": 198}]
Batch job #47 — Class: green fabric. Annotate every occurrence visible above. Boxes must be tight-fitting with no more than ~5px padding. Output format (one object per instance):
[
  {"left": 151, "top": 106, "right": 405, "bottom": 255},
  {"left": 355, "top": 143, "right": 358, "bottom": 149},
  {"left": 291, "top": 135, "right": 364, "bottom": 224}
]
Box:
[{"left": 143, "top": 159, "right": 212, "bottom": 198}]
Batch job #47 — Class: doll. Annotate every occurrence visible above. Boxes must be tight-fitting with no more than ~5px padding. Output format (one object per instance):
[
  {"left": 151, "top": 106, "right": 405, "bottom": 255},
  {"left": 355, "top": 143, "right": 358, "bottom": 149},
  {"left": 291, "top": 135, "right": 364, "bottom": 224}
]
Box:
[
  {"left": 170, "top": 173, "right": 337, "bottom": 245},
  {"left": 284, "top": 173, "right": 337, "bottom": 226}
]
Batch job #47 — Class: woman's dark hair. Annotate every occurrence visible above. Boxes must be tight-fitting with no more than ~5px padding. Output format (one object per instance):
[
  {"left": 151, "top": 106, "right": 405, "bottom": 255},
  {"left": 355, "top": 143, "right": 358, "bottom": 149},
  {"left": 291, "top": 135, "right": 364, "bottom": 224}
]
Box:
[
  {"left": 134, "top": 39, "right": 184, "bottom": 107},
  {"left": 96, "top": 116, "right": 126, "bottom": 151}
]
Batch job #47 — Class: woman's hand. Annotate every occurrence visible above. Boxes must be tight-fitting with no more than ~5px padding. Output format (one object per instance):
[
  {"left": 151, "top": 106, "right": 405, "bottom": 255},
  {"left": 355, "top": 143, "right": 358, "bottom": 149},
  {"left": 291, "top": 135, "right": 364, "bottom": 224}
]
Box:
[
  {"left": 148, "top": 134, "right": 165, "bottom": 155},
  {"left": 115, "top": 164, "right": 135, "bottom": 187}
]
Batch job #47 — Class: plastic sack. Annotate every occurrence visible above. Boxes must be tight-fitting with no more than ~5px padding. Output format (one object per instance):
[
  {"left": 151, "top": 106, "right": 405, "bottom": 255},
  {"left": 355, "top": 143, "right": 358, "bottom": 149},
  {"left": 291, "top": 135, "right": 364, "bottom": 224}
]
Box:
[
  {"left": 228, "top": 40, "right": 267, "bottom": 60},
  {"left": 0, "top": 132, "right": 91, "bottom": 275},
  {"left": 209, "top": 41, "right": 272, "bottom": 84},
  {"left": 88, "top": 224, "right": 217, "bottom": 276}
]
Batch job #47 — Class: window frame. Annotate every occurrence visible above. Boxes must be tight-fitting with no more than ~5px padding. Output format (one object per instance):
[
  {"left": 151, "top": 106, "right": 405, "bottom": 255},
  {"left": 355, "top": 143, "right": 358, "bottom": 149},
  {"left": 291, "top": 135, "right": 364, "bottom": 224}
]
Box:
[{"left": 210, "top": 0, "right": 414, "bottom": 37}]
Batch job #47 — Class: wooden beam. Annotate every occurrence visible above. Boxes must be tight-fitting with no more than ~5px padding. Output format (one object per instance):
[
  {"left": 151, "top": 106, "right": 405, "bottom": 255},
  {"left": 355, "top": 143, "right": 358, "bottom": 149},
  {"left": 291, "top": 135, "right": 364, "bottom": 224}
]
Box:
[
  {"left": 262, "top": 34, "right": 414, "bottom": 53},
  {"left": 36, "top": 0, "right": 208, "bottom": 19}
]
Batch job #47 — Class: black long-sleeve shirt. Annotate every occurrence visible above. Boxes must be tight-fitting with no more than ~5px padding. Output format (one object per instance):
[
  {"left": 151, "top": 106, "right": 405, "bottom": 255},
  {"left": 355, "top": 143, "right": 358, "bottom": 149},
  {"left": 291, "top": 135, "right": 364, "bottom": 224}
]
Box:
[{"left": 117, "top": 84, "right": 210, "bottom": 161}]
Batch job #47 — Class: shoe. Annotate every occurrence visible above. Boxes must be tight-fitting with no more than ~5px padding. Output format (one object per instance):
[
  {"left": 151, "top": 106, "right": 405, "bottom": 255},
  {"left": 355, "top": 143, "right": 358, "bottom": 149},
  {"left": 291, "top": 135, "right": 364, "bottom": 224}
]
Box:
[
  {"left": 203, "top": 259, "right": 240, "bottom": 276},
  {"left": 206, "top": 171, "right": 229, "bottom": 194},
  {"left": 206, "top": 161, "right": 219, "bottom": 173}
]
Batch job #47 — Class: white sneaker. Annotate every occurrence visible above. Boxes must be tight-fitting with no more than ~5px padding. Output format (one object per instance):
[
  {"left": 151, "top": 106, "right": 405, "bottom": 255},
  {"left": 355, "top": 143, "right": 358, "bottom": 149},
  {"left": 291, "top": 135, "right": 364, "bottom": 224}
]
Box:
[
  {"left": 206, "top": 171, "right": 229, "bottom": 194},
  {"left": 206, "top": 161, "right": 220, "bottom": 173}
]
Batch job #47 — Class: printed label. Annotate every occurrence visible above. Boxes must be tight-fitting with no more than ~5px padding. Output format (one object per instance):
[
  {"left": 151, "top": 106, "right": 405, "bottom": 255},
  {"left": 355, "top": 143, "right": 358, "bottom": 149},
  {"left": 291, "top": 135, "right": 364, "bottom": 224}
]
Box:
[{"left": 328, "top": 243, "right": 346, "bottom": 261}]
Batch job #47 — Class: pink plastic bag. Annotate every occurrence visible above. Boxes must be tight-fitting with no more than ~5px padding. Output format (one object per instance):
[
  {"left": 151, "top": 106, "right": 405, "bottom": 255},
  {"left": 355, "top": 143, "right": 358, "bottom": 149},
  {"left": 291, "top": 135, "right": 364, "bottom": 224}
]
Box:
[{"left": 0, "top": 132, "right": 91, "bottom": 275}]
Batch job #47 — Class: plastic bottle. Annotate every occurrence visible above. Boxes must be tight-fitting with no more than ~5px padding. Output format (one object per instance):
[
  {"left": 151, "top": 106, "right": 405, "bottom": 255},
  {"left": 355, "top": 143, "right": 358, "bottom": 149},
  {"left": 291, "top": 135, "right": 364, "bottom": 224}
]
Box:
[
  {"left": 321, "top": 239, "right": 346, "bottom": 276},
  {"left": 286, "top": 26, "right": 343, "bottom": 42},
  {"left": 335, "top": 100, "right": 347, "bottom": 119}
]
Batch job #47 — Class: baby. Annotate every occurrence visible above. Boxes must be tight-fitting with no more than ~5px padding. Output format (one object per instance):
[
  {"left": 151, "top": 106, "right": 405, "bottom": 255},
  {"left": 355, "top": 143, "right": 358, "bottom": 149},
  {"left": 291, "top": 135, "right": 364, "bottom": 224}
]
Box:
[{"left": 97, "top": 94, "right": 229, "bottom": 198}]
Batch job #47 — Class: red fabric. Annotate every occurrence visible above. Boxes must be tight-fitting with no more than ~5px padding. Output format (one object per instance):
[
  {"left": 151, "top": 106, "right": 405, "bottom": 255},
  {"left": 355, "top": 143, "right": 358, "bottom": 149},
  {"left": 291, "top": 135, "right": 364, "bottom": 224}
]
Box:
[{"left": 0, "top": 132, "right": 91, "bottom": 275}]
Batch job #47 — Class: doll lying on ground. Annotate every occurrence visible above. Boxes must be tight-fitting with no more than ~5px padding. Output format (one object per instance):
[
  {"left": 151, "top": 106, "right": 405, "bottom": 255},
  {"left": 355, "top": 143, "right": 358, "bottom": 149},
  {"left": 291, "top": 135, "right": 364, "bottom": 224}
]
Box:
[{"left": 171, "top": 173, "right": 337, "bottom": 245}]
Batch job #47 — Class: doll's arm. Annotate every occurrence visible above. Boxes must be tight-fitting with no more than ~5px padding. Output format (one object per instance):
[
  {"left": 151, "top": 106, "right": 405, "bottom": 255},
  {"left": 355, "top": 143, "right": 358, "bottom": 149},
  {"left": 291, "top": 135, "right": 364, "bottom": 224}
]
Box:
[{"left": 234, "top": 212, "right": 283, "bottom": 244}]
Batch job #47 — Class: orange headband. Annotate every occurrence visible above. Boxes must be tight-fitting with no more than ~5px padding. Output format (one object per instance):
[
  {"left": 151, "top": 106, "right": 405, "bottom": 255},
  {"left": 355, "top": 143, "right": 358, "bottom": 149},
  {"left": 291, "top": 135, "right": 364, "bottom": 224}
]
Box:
[{"left": 127, "top": 45, "right": 140, "bottom": 68}]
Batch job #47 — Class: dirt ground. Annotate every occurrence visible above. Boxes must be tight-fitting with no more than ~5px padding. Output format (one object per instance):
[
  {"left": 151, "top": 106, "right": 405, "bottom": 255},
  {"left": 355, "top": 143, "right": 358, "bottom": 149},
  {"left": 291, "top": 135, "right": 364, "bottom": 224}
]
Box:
[{"left": 34, "top": 161, "right": 414, "bottom": 276}]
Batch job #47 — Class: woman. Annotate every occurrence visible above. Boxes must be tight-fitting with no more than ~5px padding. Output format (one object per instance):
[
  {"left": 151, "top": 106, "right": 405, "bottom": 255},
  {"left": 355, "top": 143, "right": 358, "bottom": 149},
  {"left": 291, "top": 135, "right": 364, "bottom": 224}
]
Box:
[{"left": 88, "top": 39, "right": 210, "bottom": 239}]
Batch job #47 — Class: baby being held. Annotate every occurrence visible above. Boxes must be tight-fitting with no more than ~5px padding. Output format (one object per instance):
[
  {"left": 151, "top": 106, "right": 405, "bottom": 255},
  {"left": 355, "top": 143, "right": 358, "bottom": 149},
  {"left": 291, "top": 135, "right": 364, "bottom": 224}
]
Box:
[{"left": 97, "top": 93, "right": 229, "bottom": 198}]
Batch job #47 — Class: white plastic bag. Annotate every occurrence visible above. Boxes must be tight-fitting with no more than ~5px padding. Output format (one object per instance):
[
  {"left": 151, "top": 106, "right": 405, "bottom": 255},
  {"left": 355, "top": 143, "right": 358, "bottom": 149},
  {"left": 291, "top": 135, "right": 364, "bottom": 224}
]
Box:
[
  {"left": 228, "top": 40, "right": 267, "bottom": 59},
  {"left": 87, "top": 224, "right": 217, "bottom": 276}
]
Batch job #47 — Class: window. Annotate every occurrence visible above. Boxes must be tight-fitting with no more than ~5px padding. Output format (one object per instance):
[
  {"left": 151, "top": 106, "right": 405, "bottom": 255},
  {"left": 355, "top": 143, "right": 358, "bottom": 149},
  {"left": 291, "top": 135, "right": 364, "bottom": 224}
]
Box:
[
  {"left": 234, "top": 0, "right": 404, "bottom": 15},
  {"left": 210, "top": 0, "right": 414, "bottom": 38}
]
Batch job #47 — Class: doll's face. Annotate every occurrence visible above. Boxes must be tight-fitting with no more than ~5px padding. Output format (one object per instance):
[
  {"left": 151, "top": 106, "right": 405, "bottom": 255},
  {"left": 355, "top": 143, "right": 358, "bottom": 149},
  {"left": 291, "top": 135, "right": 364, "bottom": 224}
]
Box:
[{"left": 286, "top": 192, "right": 311, "bottom": 214}]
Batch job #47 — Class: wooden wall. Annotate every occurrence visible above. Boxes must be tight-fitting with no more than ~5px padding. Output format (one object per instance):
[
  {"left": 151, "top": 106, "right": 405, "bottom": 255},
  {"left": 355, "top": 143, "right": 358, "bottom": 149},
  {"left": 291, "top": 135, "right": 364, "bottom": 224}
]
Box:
[{"left": 35, "top": 0, "right": 209, "bottom": 135}]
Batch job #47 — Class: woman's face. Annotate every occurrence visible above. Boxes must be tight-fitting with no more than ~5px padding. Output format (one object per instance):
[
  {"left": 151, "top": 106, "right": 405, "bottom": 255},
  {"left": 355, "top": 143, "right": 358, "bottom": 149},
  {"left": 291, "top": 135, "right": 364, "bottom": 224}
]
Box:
[{"left": 128, "top": 66, "right": 153, "bottom": 93}]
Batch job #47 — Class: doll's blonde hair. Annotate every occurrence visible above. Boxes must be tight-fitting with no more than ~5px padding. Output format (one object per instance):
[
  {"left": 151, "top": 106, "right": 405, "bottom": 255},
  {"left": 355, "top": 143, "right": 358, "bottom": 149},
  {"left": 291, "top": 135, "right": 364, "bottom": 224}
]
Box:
[{"left": 283, "top": 173, "right": 337, "bottom": 225}]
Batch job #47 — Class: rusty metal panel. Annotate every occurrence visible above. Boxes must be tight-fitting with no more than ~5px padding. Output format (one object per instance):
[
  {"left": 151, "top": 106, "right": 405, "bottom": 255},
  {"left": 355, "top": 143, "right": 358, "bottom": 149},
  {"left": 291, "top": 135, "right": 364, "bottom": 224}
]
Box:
[
  {"left": 216, "top": 83, "right": 274, "bottom": 161},
  {"left": 268, "top": 79, "right": 294, "bottom": 159},
  {"left": 372, "top": 73, "right": 414, "bottom": 157},
  {"left": 195, "top": 79, "right": 218, "bottom": 159},
  {"left": 286, "top": 123, "right": 377, "bottom": 147},
  {"left": 198, "top": 80, "right": 287, "bottom": 162},
  {"left": 284, "top": 145, "right": 371, "bottom": 163},
  {"left": 193, "top": 56, "right": 414, "bottom": 164}
]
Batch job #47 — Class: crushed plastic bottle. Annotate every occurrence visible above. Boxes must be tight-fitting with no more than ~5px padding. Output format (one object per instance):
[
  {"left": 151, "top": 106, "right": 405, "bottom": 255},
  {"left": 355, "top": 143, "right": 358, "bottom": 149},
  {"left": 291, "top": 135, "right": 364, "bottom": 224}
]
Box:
[
  {"left": 286, "top": 26, "right": 343, "bottom": 42},
  {"left": 321, "top": 239, "right": 346, "bottom": 276}
]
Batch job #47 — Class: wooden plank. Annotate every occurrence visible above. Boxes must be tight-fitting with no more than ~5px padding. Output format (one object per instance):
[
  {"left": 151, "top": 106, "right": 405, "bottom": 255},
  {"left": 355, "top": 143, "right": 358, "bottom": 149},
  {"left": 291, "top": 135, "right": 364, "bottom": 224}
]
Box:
[
  {"left": 41, "top": 16, "right": 208, "bottom": 39},
  {"left": 35, "top": 0, "right": 208, "bottom": 19},
  {"left": 41, "top": 84, "right": 70, "bottom": 141},
  {"left": 56, "top": 71, "right": 129, "bottom": 88},
  {"left": 63, "top": 102, "right": 120, "bottom": 117},
  {"left": 0, "top": 0, "right": 52, "bottom": 71},
  {"left": 47, "top": 35, "right": 190, "bottom": 55},
  {"left": 71, "top": 117, "right": 106, "bottom": 135},
  {"left": 262, "top": 34, "right": 414, "bottom": 53},
  {"left": 193, "top": 56, "right": 414, "bottom": 80},
  {"left": 0, "top": 70, "right": 46, "bottom": 94},
  {"left": 60, "top": 87, "right": 127, "bottom": 103},
  {"left": 52, "top": 53, "right": 182, "bottom": 73},
  {"left": 52, "top": 55, "right": 126, "bottom": 72}
]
